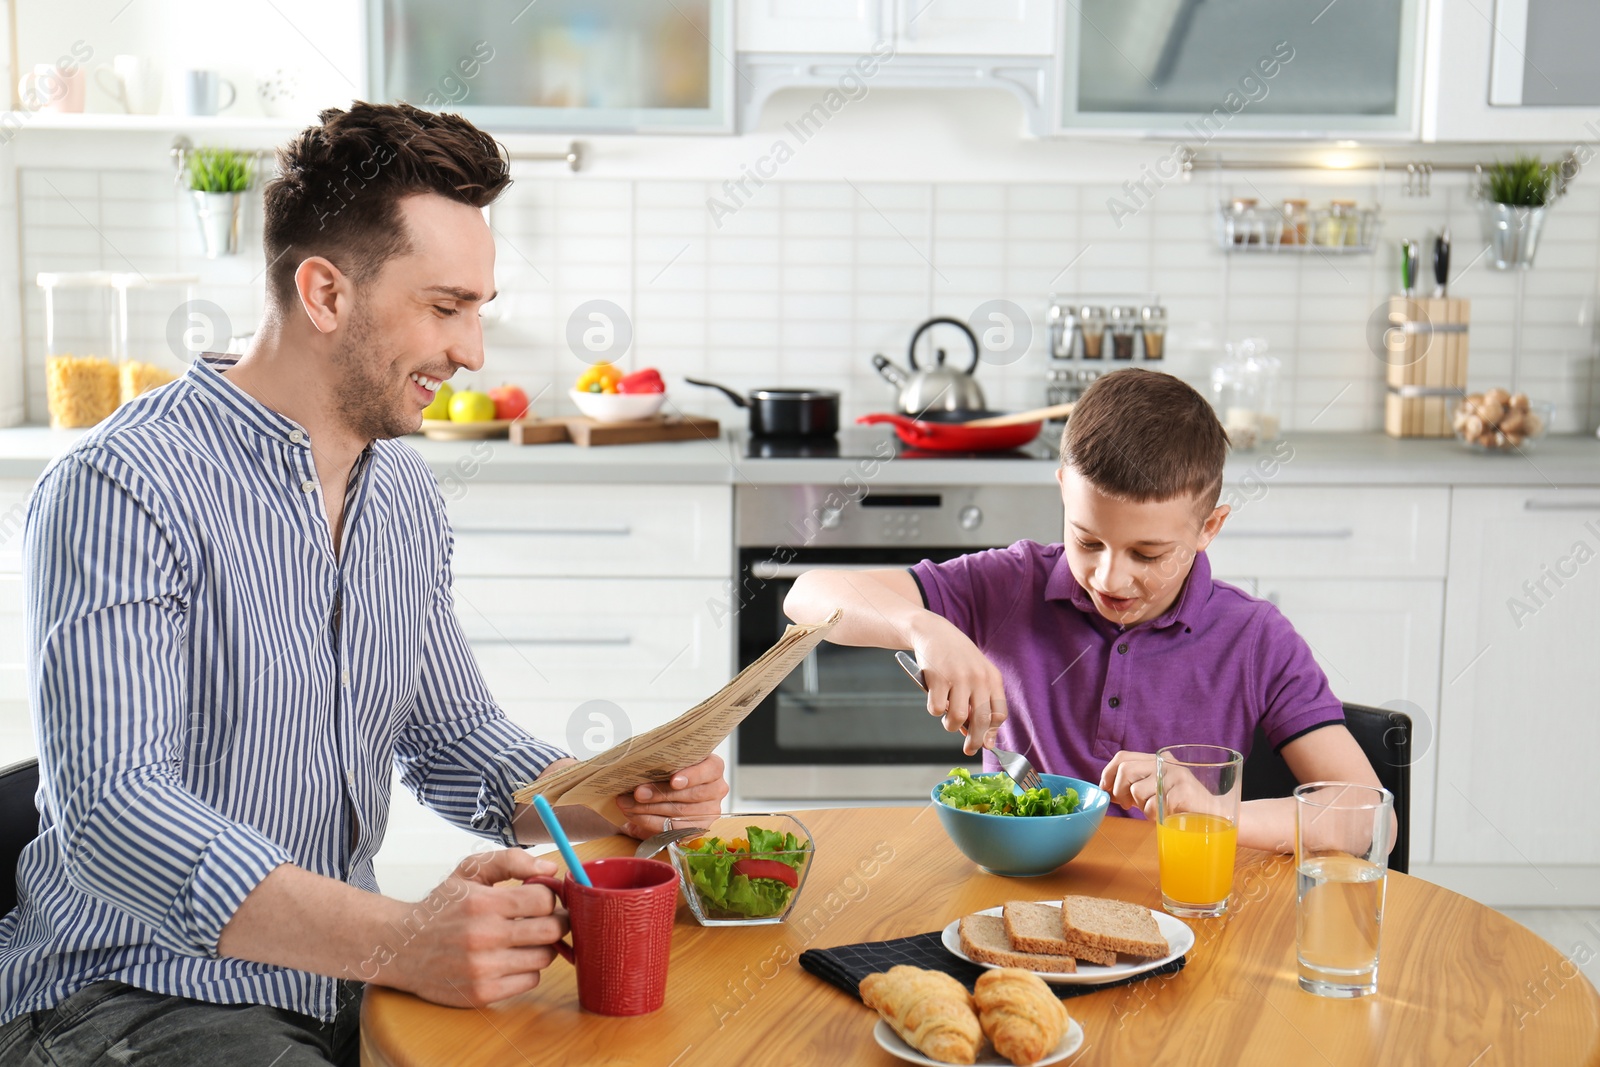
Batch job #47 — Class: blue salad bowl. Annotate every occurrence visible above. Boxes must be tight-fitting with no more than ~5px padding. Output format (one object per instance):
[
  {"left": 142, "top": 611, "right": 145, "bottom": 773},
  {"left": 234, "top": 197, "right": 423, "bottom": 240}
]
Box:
[{"left": 931, "top": 772, "right": 1110, "bottom": 877}]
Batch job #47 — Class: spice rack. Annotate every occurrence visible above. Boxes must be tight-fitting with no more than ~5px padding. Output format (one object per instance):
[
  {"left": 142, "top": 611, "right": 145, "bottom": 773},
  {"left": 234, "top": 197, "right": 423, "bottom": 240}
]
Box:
[
  {"left": 1214, "top": 200, "right": 1382, "bottom": 255},
  {"left": 1044, "top": 292, "right": 1165, "bottom": 414}
]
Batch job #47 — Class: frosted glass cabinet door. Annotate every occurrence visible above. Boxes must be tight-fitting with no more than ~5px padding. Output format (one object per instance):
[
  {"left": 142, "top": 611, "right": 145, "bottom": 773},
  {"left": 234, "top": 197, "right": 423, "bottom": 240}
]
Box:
[
  {"left": 367, "top": 0, "right": 733, "bottom": 131},
  {"left": 1060, "top": 0, "right": 1423, "bottom": 135}
]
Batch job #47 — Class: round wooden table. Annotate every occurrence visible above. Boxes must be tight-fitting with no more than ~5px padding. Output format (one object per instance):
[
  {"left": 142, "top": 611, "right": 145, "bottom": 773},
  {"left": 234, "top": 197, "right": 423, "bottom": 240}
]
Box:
[{"left": 361, "top": 807, "right": 1600, "bottom": 1066}]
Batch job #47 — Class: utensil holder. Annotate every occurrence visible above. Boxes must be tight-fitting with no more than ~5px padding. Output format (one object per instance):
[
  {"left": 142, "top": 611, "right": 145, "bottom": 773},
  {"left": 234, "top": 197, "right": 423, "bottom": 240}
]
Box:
[{"left": 1384, "top": 296, "right": 1470, "bottom": 438}]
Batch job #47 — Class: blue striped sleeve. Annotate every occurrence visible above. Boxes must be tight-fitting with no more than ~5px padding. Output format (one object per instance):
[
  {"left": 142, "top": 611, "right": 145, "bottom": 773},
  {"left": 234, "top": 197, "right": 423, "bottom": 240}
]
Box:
[
  {"left": 27, "top": 453, "right": 294, "bottom": 958},
  {"left": 395, "top": 524, "right": 568, "bottom": 847}
]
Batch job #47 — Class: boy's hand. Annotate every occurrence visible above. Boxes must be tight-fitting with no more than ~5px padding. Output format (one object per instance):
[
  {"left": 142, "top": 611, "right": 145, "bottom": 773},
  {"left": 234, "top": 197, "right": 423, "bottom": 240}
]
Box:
[
  {"left": 909, "top": 615, "right": 1008, "bottom": 756},
  {"left": 1100, "top": 752, "right": 1229, "bottom": 819},
  {"left": 615, "top": 753, "right": 729, "bottom": 839}
]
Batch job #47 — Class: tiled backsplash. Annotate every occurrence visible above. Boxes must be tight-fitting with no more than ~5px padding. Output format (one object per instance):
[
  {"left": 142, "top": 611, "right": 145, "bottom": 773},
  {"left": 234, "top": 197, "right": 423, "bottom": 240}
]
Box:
[{"left": 13, "top": 163, "right": 1600, "bottom": 433}]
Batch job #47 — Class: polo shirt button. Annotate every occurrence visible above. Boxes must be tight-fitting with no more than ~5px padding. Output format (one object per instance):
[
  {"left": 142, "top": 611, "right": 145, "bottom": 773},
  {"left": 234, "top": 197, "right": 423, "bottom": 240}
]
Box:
[
  {"left": 1108, "top": 696, "right": 1121, "bottom": 708},
  {"left": 301, "top": 480, "right": 316, "bottom": 493},
  {"left": 1117, "top": 643, "right": 1129, "bottom": 654},
  {"left": 289, "top": 430, "right": 304, "bottom": 444}
]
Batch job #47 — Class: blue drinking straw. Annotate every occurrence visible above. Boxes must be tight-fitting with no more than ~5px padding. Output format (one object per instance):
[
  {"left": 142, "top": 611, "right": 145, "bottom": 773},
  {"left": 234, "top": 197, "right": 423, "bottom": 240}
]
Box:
[{"left": 533, "top": 795, "right": 592, "bottom": 887}]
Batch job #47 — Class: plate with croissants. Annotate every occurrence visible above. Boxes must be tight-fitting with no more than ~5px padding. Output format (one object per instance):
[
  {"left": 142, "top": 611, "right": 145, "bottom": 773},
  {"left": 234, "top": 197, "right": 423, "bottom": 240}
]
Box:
[
  {"left": 863, "top": 965, "right": 1084, "bottom": 1066},
  {"left": 941, "top": 896, "right": 1192, "bottom": 985}
]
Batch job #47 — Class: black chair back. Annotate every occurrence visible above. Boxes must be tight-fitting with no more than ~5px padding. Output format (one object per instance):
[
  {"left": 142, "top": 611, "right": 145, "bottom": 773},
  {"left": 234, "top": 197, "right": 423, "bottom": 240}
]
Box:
[
  {"left": 0, "top": 758, "right": 41, "bottom": 916},
  {"left": 1241, "top": 704, "right": 1411, "bottom": 874}
]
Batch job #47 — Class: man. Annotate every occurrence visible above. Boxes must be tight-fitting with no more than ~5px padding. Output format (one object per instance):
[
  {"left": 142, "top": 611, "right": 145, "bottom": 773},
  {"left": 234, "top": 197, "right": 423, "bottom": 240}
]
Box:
[{"left": 0, "top": 102, "right": 726, "bottom": 1065}]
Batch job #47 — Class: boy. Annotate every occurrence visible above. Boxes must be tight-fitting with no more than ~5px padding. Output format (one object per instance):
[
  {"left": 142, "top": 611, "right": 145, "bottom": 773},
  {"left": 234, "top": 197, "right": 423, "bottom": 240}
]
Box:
[{"left": 784, "top": 369, "right": 1380, "bottom": 852}]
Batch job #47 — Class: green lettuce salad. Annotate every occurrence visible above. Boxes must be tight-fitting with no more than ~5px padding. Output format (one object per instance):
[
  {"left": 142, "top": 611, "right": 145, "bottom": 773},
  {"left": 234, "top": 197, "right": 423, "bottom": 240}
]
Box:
[
  {"left": 679, "top": 825, "right": 811, "bottom": 919},
  {"left": 938, "top": 767, "right": 1080, "bottom": 816}
]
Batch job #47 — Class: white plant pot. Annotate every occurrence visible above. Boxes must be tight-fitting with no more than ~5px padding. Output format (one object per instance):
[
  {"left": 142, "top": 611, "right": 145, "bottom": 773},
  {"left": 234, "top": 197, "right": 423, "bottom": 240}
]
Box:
[
  {"left": 192, "top": 190, "right": 242, "bottom": 259},
  {"left": 1479, "top": 201, "right": 1548, "bottom": 270}
]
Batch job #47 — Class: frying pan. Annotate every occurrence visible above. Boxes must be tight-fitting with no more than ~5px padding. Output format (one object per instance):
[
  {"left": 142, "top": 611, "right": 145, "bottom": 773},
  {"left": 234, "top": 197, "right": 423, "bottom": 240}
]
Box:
[
  {"left": 857, "top": 410, "right": 1044, "bottom": 453},
  {"left": 857, "top": 402, "right": 1075, "bottom": 453}
]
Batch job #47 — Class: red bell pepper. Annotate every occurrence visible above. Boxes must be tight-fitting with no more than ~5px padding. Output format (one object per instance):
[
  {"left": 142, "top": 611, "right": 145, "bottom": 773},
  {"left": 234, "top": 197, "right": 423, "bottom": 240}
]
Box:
[
  {"left": 617, "top": 368, "right": 665, "bottom": 394},
  {"left": 731, "top": 857, "right": 799, "bottom": 888}
]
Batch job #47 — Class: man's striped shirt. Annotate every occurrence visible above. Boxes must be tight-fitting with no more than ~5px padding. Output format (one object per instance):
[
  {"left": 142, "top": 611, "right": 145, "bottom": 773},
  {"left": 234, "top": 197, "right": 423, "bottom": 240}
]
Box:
[{"left": 0, "top": 355, "right": 566, "bottom": 1025}]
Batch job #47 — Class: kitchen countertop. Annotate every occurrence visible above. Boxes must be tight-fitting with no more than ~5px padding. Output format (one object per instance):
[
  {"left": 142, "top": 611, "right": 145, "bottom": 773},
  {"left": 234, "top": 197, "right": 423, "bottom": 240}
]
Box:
[{"left": 0, "top": 425, "right": 1595, "bottom": 487}]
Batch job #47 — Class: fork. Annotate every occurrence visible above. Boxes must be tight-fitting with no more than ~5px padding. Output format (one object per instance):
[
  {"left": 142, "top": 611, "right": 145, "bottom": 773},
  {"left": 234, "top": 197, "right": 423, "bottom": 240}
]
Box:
[
  {"left": 893, "top": 651, "right": 1043, "bottom": 792},
  {"left": 633, "top": 824, "right": 708, "bottom": 859}
]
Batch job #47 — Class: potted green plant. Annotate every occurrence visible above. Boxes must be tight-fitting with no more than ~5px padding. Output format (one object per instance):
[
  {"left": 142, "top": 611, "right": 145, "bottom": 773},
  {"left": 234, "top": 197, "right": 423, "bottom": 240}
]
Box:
[
  {"left": 1479, "top": 155, "right": 1556, "bottom": 270},
  {"left": 187, "top": 147, "right": 254, "bottom": 259}
]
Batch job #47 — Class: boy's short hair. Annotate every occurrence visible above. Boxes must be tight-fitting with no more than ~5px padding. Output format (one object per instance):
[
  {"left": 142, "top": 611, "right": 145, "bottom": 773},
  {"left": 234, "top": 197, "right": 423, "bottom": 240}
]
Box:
[
  {"left": 262, "top": 101, "right": 511, "bottom": 309},
  {"left": 1060, "top": 368, "right": 1229, "bottom": 510}
]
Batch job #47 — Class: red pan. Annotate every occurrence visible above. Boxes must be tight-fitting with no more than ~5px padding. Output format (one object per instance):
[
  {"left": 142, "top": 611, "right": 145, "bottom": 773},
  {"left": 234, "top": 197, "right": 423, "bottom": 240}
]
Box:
[{"left": 857, "top": 410, "right": 1044, "bottom": 453}]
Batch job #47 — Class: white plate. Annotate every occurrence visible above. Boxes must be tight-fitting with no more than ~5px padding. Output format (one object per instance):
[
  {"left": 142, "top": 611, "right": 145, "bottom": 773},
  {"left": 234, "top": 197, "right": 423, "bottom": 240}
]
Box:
[
  {"left": 941, "top": 903, "right": 1193, "bottom": 986},
  {"left": 873, "top": 1017, "right": 1085, "bottom": 1066}
]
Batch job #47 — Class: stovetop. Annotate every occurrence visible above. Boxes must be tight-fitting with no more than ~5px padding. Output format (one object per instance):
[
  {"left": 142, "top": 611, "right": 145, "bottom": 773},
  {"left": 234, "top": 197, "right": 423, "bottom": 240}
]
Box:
[{"left": 742, "top": 426, "right": 1059, "bottom": 461}]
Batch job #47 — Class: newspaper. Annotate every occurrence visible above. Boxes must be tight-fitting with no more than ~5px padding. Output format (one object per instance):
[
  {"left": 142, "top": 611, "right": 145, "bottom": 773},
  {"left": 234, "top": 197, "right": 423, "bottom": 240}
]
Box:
[{"left": 510, "top": 610, "right": 840, "bottom": 842}]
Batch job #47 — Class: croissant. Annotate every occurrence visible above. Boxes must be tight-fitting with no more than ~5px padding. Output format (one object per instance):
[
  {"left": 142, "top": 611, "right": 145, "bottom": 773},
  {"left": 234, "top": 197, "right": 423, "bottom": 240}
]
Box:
[
  {"left": 973, "top": 968, "right": 1070, "bottom": 1066},
  {"left": 860, "top": 965, "right": 982, "bottom": 1065}
]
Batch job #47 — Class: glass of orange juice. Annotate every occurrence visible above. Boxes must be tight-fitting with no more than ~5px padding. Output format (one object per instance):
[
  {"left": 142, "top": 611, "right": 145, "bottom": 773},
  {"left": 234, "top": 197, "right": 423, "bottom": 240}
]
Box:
[{"left": 1155, "top": 744, "right": 1243, "bottom": 917}]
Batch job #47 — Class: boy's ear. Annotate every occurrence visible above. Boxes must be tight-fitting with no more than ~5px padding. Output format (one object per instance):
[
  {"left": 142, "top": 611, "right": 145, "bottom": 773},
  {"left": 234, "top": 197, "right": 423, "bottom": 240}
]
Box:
[{"left": 1195, "top": 503, "right": 1231, "bottom": 552}]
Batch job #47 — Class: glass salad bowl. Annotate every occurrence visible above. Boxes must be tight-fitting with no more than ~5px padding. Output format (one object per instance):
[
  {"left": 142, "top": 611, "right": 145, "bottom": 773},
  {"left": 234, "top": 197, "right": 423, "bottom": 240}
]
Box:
[{"left": 666, "top": 813, "right": 814, "bottom": 927}]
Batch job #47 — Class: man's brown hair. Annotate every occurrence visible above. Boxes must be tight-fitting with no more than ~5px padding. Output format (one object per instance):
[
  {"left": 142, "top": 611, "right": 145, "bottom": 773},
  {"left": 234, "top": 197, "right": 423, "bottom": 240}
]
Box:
[
  {"left": 1061, "top": 368, "right": 1229, "bottom": 510},
  {"left": 262, "top": 101, "right": 511, "bottom": 308}
]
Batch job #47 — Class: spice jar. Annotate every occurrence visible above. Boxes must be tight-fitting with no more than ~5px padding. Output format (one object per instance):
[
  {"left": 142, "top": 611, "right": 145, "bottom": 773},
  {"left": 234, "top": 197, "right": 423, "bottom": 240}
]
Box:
[
  {"left": 1078, "top": 305, "right": 1106, "bottom": 360},
  {"left": 1109, "top": 306, "right": 1140, "bottom": 361},
  {"left": 1281, "top": 199, "right": 1310, "bottom": 246},
  {"left": 1139, "top": 305, "right": 1167, "bottom": 360},
  {"left": 1316, "top": 200, "right": 1357, "bottom": 247}
]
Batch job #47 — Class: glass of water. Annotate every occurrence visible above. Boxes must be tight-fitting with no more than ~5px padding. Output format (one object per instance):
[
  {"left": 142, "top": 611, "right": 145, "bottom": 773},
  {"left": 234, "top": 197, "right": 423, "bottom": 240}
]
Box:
[{"left": 1294, "top": 782, "right": 1395, "bottom": 998}]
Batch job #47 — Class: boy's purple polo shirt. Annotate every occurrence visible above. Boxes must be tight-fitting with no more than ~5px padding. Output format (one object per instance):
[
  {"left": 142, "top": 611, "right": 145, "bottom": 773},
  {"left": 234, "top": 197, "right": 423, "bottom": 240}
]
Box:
[{"left": 910, "top": 541, "right": 1344, "bottom": 806}]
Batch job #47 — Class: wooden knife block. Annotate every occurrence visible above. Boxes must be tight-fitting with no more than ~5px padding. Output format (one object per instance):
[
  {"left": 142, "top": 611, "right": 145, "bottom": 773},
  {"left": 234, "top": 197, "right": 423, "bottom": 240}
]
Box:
[{"left": 1384, "top": 296, "right": 1470, "bottom": 438}]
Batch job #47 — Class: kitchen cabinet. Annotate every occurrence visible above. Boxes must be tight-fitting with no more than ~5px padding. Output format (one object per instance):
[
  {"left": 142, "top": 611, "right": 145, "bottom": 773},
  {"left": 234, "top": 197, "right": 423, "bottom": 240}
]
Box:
[
  {"left": 374, "top": 482, "right": 737, "bottom": 899},
  {"left": 1058, "top": 0, "right": 1425, "bottom": 137},
  {"left": 737, "top": 0, "right": 1054, "bottom": 56},
  {"left": 1431, "top": 489, "right": 1600, "bottom": 888},
  {"left": 1423, "top": 0, "right": 1600, "bottom": 142},
  {"left": 1208, "top": 485, "right": 1449, "bottom": 864},
  {"left": 367, "top": 0, "right": 735, "bottom": 132}
]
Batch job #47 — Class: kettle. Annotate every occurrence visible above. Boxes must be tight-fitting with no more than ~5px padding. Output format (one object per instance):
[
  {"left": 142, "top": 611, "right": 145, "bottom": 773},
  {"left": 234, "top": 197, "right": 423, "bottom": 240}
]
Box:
[{"left": 872, "top": 317, "right": 986, "bottom": 415}]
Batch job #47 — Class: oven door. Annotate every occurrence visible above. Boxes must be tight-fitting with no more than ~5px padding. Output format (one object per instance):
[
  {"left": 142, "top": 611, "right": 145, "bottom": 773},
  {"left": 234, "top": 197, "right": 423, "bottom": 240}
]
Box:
[{"left": 734, "top": 547, "right": 983, "bottom": 802}]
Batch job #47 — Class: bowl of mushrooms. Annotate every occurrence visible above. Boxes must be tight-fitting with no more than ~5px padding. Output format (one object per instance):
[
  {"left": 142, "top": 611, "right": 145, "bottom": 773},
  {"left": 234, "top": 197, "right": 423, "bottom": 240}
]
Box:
[{"left": 1453, "top": 389, "right": 1551, "bottom": 453}]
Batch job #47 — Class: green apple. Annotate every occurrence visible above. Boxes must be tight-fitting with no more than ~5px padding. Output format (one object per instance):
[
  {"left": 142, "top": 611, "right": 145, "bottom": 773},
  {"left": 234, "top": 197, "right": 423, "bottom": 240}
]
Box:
[
  {"left": 449, "top": 389, "right": 497, "bottom": 423},
  {"left": 421, "top": 381, "right": 455, "bottom": 420}
]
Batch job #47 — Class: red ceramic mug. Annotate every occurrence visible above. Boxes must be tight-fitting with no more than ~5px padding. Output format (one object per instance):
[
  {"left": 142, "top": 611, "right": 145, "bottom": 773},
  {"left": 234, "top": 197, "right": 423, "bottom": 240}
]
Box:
[{"left": 524, "top": 857, "right": 679, "bottom": 1016}]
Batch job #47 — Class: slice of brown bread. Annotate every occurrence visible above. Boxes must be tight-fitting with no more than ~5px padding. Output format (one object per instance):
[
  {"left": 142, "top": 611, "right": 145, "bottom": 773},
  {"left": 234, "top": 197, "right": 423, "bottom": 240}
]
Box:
[
  {"left": 1059, "top": 896, "right": 1168, "bottom": 959},
  {"left": 959, "top": 913, "right": 1077, "bottom": 973},
  {"left": 1002, "top": 901, "right": 1073, "bottom": 956},
  {"left": 1057, "top": 937, "right": 1117, "bottom": 966}
]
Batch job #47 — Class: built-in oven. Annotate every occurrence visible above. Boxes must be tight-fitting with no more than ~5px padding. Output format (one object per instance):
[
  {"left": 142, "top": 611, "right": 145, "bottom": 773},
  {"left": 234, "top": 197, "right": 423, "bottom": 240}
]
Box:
[{"left": 733, "top": 482, "right": 1062, "bottom": 803}]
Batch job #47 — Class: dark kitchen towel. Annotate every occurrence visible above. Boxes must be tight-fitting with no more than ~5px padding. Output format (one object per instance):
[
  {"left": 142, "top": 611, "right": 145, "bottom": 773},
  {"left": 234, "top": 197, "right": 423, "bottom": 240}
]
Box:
[{"left": 800, "top": 931, "right": 1185, "bottom": 1002}]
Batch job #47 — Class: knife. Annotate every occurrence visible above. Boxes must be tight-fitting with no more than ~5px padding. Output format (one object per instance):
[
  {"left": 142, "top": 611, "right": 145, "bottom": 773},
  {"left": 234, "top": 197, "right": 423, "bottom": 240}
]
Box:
[
  {"left": 1400, "top": 239, "right": 1418, "bottom": 297},
  {"left": 1433, "top": 228, "right": 1451, "bottom": 298}
]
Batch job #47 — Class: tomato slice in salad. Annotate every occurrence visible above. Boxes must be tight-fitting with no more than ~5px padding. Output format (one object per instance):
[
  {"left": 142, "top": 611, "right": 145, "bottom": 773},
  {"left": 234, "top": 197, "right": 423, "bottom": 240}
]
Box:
[{"left": 730, "top": 857, "right": 799, "bottom": 888}]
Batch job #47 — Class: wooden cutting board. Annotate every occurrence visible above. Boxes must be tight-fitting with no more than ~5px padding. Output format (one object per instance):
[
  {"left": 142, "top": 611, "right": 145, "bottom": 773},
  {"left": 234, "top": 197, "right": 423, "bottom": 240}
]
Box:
[{"left": 510, "top": 415, "right": 719, "bottom": 447}]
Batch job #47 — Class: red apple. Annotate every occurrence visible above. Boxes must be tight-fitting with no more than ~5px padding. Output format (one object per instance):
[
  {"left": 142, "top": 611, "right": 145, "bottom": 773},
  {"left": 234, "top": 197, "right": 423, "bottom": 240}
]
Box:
[{"left": 488, "top": 383, "right": 531, "bottom": 421}]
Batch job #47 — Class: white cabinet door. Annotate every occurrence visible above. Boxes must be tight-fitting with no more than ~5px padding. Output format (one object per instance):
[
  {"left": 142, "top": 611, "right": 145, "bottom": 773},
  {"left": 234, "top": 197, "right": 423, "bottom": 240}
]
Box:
[
  {"left": 1206, "top": 487, "right": 1450, "bottom": 579},
  {"left": 1423, "top": 0, "right": 1600, "bottom": 142},
  {"left": 1433, "top": 488, "right": 1600, "bottom": 867},
  {"left": 1215, "top": 575, "right": 1444, "bottom": 864},
  {"left": 444, "top": 484, "right": 731, "bottom": 580},
  {"left": 737, "top": 0, "right": 883, "bottom": 53},
  {"left": 454, "top": 577, "right": 733, "bottom": 704},
  {"left": 894, "top": 0, "right": 1054, "bottom": 56}
]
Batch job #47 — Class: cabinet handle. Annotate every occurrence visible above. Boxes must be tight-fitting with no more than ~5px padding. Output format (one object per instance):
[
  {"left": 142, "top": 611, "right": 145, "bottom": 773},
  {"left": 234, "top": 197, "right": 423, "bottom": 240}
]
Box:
[
  {"left": 471, "top": 635, "right": 633, "bottom": 647},
  {"left": 1223, "top": 528, "right": 1355, "bottom": 540},
  {"left": 1523, "top": 500, "right": 1600, "bottom": 511},
  {"left": 753, "top": 562, "right": 897, "bottom": 580},
  {"left": 455, "top": 524, "right": 633, "bottom": 536}
]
